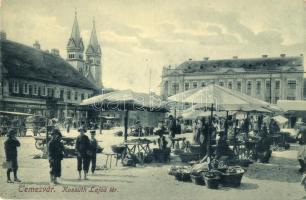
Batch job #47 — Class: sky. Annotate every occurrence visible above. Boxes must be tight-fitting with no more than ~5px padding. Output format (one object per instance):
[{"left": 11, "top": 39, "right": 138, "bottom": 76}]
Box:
[{"left": 0, "top": 0, "right": 305, "bottom": 94}]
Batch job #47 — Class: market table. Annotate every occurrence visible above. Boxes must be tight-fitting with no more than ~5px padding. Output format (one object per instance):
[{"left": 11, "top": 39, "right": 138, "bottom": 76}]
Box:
[{"left": 122, "top": 139, "right": 154, "bottom": 163}]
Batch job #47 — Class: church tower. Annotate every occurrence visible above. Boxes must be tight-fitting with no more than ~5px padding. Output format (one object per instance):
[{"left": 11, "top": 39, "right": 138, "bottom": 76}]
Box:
[
  {"left": 85, "top": 20, "right": 102, "bottom": 88},
  {"left": 66, "top": 11, "right": 85, "bottom": 73}
]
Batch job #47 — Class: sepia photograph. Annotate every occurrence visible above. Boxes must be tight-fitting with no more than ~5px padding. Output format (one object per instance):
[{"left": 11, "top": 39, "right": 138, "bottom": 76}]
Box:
[{"left": 0, "top": 0, "right": 306, "bottom": 199}]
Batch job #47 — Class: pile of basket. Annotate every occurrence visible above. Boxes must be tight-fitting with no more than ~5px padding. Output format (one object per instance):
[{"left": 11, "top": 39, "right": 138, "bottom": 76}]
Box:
[{"left": 168, "top": 164, "right": 245, "bottom": 189}]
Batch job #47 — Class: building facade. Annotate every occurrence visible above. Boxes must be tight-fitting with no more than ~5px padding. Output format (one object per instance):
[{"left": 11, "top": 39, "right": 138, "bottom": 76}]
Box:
[
  {"left": 0, "top": 34, "right": 97, "bottom": 121},
  {"left": 66, "top": 12, "right": 103, "bottom": 89},
  {"left": 161, "top": 55, "right": 304, "bottom": 104}
]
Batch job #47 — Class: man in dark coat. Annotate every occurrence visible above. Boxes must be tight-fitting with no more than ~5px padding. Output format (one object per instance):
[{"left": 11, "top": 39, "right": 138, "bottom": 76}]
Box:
[
  {"left": 4, "top": 129, "right": 21, "bottom": 183},
  {"left": 168, "top": 115, "right": 177, "bottom": 139},
  {"left": 89, "top": 130, "right": 98, "bottom": 174},
  {"left": 48, "top": 129, "right": 64, "bottom": 184},
  {"left": 75, "top": 126, "right": 90, "bottom": 180}
]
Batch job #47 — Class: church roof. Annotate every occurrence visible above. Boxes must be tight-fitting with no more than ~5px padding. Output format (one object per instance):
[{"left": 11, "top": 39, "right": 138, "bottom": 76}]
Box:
[
  {"left": 1, "top": 39, "right": 98, "bottom": 90},
  {"left": 174, "top": 56, "right": 303, "bottom": 74},
  {"left": 67, "top": 12, "right": 84, "bottom": 51},
  {"left": 71, "top": 12, "right": 80, "bottom": 40},
  {"left": 86, "top": 20, "right": 101, "bottom": 55}
]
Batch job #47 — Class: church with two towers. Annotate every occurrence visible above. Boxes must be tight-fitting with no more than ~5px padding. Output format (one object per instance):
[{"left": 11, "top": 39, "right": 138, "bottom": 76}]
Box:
[{"left": 66, "top": 12, "right": 103, "bottom": 89}]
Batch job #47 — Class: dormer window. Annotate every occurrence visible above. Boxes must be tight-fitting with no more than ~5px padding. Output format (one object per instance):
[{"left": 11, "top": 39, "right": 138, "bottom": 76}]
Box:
[{"left": 69, "top": 53, "right": 75, "bottom": 59}]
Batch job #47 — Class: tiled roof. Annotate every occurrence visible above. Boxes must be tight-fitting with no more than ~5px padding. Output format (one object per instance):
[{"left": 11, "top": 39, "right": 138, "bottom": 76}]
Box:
[
  {"left": 1, "top": 39, "right": 98, "bottom": 90},
  {"left": 175, "top": 57, "right": 303, "bottom": 73}
]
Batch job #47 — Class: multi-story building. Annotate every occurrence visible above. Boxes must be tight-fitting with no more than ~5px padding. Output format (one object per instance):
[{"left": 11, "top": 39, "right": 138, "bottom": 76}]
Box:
[
  {"left": 66, "top": 12, "right": 103, "bottom": 89},
  {"left": 161, "top": 55, "right": 304, "bottom": 104},
  {"left": 0, "top": 33, "right": 98, "bottom": 121}
]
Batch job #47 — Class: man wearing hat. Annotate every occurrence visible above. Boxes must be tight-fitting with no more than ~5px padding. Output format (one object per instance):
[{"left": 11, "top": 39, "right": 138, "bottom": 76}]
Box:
[
  {"left": 4, "top": 129, "right": 21, "bottom": 183},
  {"left": 75, "top": 126, "right": 90, "bottom": 180},
  {"left": 48, "top": 129, "right": 64, "bottom": 184},
  {"left": 89, "top": 130, "right": 98, "bottom": 174}
]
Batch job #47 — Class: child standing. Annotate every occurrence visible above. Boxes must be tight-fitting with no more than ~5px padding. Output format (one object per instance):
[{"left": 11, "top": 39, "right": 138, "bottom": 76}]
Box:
[
  {"left": 89, "top": 130, "right": 98, "bottom": 174},
  {"left": 4, "top": 129, "right": 21, "bottom": 183}
]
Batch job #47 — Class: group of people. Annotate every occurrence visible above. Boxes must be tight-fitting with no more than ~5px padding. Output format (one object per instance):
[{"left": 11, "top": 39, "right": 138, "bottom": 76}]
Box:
[
  {"left": 191, "top": 115, "right": 282, "bottom": 163},
  {"left": 4, "top": 126, "right": 100, "bottom": 184},
  {"left": 49, "top": 126, "right": 99, "bottom": 184}
]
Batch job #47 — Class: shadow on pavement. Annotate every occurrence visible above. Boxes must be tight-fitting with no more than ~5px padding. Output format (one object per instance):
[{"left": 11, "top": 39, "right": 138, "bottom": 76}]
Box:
[
  {"left": 61, "top": 178, "right": 133, "bottom": 183},
  {"left": 245, "top": 157, "right": 301, "bottom": 183},
  {"left": 91, "top": 173, "right": 137, "bottom": 178}
]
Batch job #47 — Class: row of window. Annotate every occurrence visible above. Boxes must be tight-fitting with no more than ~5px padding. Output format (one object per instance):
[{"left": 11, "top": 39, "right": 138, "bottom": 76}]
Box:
[
  {"left": 178, "top": 79, "right": 296, "bottom": 91},
  {"left": 170, "top": 79, "right": 297, "bottom": 100},
  {"left": 68, "top": 53, "right": 83, "bottom": 59},
  {"left": 10, "top": 82, "right": 90, "bottom": 101}
]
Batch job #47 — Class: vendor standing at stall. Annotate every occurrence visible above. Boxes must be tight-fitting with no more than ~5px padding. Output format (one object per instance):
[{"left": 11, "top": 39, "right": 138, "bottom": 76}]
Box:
[{"left": 168, "top": 115, "right": 177, "bottom": 140}]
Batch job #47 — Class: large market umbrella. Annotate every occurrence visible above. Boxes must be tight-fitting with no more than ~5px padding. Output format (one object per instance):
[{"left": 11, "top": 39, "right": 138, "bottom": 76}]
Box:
[
  {"left": 168, "top": 84, "right": 281, "bottom": 160},
  {"left": 181, "top": 108, "right": 235, "bottom": 120},
  {"left": 169, "top": 84, "right": 279, "bottom": 112},
  {"left": 81, "top": 90, "right": 168, "bottom": 141}
]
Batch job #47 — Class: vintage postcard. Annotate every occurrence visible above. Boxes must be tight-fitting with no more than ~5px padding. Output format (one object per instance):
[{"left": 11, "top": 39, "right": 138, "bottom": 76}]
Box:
[{"left": 0, "top": 0, "right": 305, "bottom": 199}]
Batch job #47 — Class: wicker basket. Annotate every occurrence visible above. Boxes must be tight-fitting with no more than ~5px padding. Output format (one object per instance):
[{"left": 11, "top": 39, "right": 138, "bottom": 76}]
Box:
[
  {"left": 190, "top": 174, "right": 205, "bottom": 185},
  {"left": 219, "top": 168, "right": 245, "bottom": 187},
  {"left": 175, "top": 170, "right": 191, "bottom": 182},
  {"left": 204, "top": 176, "right": 219, "bottom": 189}
]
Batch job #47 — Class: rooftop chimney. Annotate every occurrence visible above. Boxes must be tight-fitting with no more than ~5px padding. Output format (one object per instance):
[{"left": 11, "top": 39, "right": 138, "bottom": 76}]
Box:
[
  {"left": 233, "top": 56, "right": 238, "bottom": 59},
  {"left": 51, "top": 48, "right": 60, "bottom": 56},
  {"left": 33, "top": 40, "right": 41, "bottom": 50},
  {"left": 280, "top": 54, "right": 286, "bottom": 58},
  {"left": 0, "top": 31, "right": 7, "bottom": 40},
  {"left": 204, "top": 57, "right": 209, "bottom": 61},
  {"left": 262, "top": 54, "right": 268, "bottom": 58}
]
